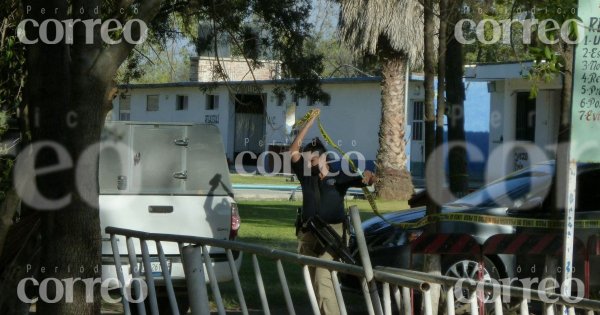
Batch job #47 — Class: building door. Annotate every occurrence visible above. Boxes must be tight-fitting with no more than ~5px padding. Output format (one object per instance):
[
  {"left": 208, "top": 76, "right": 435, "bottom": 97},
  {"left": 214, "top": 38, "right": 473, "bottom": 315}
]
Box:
[
  {"left": 234, "top": 94, "right": 266, "bottom": 165},
  {"left": 410, "top": 101, "right": 425, "bottom": 178},
  {"left": 513, "top": 92, "right": 536, "bottom": 171},
  {"left": 515, "top": 92, "right": 536, "bottom": 142}
]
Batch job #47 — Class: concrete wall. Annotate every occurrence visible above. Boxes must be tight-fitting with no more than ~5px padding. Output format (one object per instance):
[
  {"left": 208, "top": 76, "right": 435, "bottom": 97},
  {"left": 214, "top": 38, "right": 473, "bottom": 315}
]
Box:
[
  {"left": 264, "top": 82, "right": 383, "bottom": 161},
  {"left": 112, "top": 79, "right": 425, "bottom": 169}
]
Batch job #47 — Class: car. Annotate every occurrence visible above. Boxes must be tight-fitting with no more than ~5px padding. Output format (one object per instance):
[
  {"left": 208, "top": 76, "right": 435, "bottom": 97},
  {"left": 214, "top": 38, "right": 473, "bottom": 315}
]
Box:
[
  {"left": 99, "top": 122, "right": 241, "bottom": 313},
  {"left": 346, "top": 161, "right": 600, "bottom": 300}
]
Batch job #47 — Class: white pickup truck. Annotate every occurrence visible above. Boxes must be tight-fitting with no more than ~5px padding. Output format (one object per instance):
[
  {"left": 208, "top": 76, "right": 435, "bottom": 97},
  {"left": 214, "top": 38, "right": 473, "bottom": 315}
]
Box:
[{"left": 98, "top": 121, "right": 241, "bottom": 312}]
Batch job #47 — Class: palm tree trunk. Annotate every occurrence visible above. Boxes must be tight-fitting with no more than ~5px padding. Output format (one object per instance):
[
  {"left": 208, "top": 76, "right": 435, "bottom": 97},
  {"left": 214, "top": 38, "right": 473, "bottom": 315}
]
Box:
[
  {"left": 423, "top": 0, "right": 436, "bottom": 213},
  {"left": 375, "top": 48, "right": 414, "bottom": 200},
  {"left": 422, "top": 0, "right": 441, "bottom": 313}
]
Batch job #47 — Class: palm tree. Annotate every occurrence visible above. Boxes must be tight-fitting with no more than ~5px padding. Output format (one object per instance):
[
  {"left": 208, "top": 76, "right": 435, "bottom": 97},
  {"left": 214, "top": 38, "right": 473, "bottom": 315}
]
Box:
[{"left": 339, "top": 0, "right": 424, "bottom": 200}]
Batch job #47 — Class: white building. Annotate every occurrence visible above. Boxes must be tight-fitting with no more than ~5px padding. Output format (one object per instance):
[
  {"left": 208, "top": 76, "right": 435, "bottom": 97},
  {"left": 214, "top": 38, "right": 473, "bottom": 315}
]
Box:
[
  {"left": 466, "top": 62, "right": 563, "bottom": 180},
  {"left": 111, "top": 76, "right": 427, "bottom": 176}
]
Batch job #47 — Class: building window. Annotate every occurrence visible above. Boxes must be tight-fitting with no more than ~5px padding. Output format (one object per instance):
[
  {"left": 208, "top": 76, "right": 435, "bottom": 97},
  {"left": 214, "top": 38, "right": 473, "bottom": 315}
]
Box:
[
  {"left": 206, "top": 94, "right": 219, "bottom": 110},
  {"left": 276, "top": 93, "right": 285, "bottom": 106},
  {"left": 515, "top": 92, "right": 536, "bottom": 142},
  {"left": 146, "top": 95, "right": 159, "bottom": 112},
  {"left": 176, "top": 95, "right": 188, "bottom": 111},
  {"left": 119, "top": 94, "right": 131, "bottom": 120},
  {"left": 292, "top": 94, "right": 299, "bottom": 106}
]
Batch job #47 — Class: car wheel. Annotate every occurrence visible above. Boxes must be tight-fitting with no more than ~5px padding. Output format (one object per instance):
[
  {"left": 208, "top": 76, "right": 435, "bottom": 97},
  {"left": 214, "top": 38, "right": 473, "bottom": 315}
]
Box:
[{"left": 442, "top": 256, "right": 506, "bottom": 315}]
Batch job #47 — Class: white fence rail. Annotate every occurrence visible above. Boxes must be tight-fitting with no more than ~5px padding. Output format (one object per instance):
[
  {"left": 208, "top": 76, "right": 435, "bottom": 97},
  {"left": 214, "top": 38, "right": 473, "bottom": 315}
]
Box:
[{"left": 106, "top": 205, "right": 600, "bottom": 315}]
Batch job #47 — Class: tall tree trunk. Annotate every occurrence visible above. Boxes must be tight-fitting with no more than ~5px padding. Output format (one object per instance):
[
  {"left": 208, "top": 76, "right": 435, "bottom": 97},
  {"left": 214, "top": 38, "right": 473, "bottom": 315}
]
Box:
[
  {"left": 432, "top": 1, "right": 447, "bottom": 314},
  {"left": 445, "top": 8, "right": 468, "bottom": 197},
  {"left": 423, "top": 0, "right": 436, "bottom": 214},
  {"left": 17, "top": 0, "right": 159, "bottom": 310},
  {"left": 19, "top": 1, "right": 112, "bottom": 314},
  {"left": 0, "top": 190, "right": 19, "bottom": 258},
  {"left": 375, "top": 46, "right": 414, "bottom": 201},
  {"left": 422, "top": 0, "right": 441, "bottom": 313},
  {"left": 434, "top": 0, "right": 447, "bottom": 209},
  {"left": 0, "top": 212, "right": 41, "bottom": 315},
  {"left": 31, "top": 81, "right": 106, "bottom": 315}
]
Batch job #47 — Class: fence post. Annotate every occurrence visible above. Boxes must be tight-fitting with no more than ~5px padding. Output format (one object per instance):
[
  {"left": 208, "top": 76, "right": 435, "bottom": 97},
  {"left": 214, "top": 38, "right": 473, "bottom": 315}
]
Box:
[
  {"left": 182, "top": 245, "right": 210, "bottom": 315},
  {"left": 350, "top": 205, "right": 384, "bottom": 315},
  {"left": 520, "top": 299, "right": 529, "bottom": 315},
  {"left": 331, "top": 270, "right": 348, "bottom": 315},
  {"left": 303, "top": 265, "right": 321, "bottom": 315},
  {"left": 402, "top": 287, "right": 412, "bottom": 315},
  {"left": 252, "top": 254, "right": 271, "bottom": 315},
  {"left": 202, "top": 245, "right": 225, "bottom": 315},
  {"left": 423, "top": 289, "right": 433, "bottom": 315},
  {"left": 277, "top": 259, "right": 296, "bottom": 315},
  {"left": 383, "top": 283, "right": 391, "bottom": 315},
  {"left": 126, "top": 237, "right": 147, "bottom": 315},
  {"left": 156, "top": 241, "right": 180, "bottom": 315},
  {"left": 349, "top": 206, "right": 373, "bottom": 282},
  {"left": 110, "top": 235, "right": 132, "bottom": 315},
  {"left": 469, "top": 289, "right": 478, "bottom": 315},
  {"left": 446, "top": 285, "right": 455, "bottom": 315},
  {"left": 227, "top": 250, "right": 248, "bottom": 315}
]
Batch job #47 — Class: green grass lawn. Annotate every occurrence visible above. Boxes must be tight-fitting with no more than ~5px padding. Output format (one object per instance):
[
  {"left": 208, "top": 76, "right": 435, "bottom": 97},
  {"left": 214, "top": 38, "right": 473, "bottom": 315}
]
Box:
[
  {"left": 215, "top": 199, "right": 410, "bottom": 314},
  {"left": 230, "top": 173, "right": 294, "bottom": 186}
]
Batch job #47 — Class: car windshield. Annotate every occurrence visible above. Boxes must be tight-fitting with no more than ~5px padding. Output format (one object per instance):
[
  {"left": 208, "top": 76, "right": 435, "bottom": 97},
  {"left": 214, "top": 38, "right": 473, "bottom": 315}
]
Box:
[{"left": 447, "top": 163, "right": 554, "bottom": 208}]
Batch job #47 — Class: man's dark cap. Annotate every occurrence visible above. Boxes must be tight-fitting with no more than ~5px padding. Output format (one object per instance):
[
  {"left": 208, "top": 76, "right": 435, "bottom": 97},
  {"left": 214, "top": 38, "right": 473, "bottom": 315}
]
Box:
[{"left": 302, "top": 137, "right": 327, "bottom": 156}]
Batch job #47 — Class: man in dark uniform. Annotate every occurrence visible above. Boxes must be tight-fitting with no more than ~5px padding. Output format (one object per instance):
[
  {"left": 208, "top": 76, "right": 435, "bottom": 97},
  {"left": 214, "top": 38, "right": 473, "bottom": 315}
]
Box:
[{"left": 289, "top": 109, "right": 375, "bottom": 315}]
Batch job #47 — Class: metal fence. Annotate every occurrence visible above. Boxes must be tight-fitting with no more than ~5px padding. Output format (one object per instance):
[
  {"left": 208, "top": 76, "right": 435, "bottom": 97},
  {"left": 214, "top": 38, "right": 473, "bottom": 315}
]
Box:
[{"left": 106, "top": 206, "right": 600, "bottom": 315}]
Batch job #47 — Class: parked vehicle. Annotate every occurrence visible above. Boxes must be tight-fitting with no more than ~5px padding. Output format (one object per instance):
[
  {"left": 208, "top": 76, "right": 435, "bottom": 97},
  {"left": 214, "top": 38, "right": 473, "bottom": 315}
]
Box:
[
  {"left": 99, "top": 122, "right": 241, "bottom": 311},
  {"left": 346, "top": 161, "right": 600, "bottom": 297}
]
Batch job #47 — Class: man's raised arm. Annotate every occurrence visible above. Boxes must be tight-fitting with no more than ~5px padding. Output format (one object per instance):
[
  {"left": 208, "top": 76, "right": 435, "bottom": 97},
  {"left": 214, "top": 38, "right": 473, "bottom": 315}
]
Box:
[{"left": 290, "top": 109, "right": 320, "bottom": 163}]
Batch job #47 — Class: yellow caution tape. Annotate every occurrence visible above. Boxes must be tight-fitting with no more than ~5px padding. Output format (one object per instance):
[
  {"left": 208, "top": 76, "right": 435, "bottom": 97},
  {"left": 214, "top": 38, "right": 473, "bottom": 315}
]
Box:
[{"left": 292, "top": 109, "right": 320, "bottom": 129}]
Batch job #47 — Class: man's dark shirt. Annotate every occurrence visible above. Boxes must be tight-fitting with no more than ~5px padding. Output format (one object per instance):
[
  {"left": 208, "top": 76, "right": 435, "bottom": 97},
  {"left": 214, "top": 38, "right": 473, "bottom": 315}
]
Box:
[{"left": 292, "top": 156, "right": 366, "bottom": 224}]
